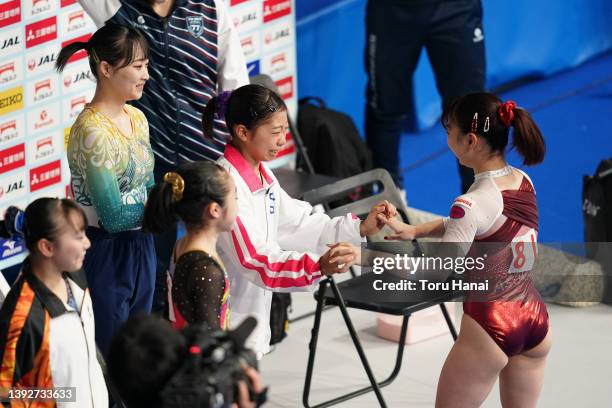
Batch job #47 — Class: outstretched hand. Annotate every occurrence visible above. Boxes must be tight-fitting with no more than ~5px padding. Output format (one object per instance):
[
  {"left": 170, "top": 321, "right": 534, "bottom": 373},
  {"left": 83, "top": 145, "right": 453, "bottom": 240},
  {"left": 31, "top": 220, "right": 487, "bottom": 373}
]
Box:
[
  {"left": 377, "top": 213, "right": 417, "bottom": 241},
  {"left": 360, "top": 200, "right": 397, "bottom": 237}
]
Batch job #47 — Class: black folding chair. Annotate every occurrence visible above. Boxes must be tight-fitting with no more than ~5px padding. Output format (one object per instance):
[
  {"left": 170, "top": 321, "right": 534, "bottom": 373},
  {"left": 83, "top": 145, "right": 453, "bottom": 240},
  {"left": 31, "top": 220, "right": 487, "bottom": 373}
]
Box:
[{"left": 301, "top": 169, "right": 459, "bottom": 408}]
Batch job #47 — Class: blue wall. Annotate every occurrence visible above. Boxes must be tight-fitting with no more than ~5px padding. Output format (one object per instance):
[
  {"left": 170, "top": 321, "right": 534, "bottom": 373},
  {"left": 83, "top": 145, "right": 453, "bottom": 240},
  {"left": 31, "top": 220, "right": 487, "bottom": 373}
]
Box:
[{"left": 296, "top": 0, "right": 612, "bottom": 133}]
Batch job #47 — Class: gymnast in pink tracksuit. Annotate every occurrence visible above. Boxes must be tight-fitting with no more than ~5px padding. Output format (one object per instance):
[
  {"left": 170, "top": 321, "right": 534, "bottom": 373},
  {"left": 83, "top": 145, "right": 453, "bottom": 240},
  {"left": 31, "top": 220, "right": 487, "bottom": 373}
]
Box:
[
  {"left": 379, "top": 93, "right": 551, "bottom": 408},
  {"left": 200, "top": 84, "right": 395, "bottom": 357}
]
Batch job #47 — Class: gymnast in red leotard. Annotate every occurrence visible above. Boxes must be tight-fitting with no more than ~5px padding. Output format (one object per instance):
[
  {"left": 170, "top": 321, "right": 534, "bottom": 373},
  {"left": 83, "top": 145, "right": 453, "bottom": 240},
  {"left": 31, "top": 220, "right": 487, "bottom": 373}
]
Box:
[{"left": 379, "top": 93, "right": 552, "bottom": 408}]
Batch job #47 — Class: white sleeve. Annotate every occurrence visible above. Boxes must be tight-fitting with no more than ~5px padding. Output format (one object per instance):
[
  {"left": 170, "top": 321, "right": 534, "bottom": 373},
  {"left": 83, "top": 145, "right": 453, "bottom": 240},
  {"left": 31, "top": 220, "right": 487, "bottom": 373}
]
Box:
[
  {"left": 441, "top": 195, "right": 478, "bottom": 245},
  {"left": 276, "top": 188, "right": 364, "bottom": 255},
  {"left": 229, "top": 212, "right": 322, "bottom": 293},
  {"left": 215, "top": 0, "right": 249, "bottom": 91},
  {"left": 78, "top": 0, "right": 121, "bottom": 28}
]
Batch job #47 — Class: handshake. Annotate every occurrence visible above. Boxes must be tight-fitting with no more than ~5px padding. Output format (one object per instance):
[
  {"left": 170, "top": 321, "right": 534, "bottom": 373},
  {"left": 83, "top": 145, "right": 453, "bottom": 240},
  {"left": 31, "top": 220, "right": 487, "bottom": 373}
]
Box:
[{"left": 318, "top": 200, "right": 399, "bottom": 276}]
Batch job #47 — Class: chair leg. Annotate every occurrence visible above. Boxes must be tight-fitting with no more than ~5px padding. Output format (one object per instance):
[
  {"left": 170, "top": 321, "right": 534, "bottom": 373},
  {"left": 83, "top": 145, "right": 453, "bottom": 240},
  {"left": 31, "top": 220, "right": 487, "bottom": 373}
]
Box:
[
  {"left": 303, "top": 279, "right": 328, "bottom": 408},
  {"left": 439, "top": 303, "right": 458, "bottom": 340},
  {"left": 302, "top": 280, "right": 412, "bottom": 408}
]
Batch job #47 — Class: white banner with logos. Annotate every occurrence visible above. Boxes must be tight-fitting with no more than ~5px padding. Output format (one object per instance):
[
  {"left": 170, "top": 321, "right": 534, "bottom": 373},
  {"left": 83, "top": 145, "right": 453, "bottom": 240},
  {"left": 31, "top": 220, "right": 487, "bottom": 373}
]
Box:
[{"left": 0, "top": 0, "right": 298, "bottom": 271}]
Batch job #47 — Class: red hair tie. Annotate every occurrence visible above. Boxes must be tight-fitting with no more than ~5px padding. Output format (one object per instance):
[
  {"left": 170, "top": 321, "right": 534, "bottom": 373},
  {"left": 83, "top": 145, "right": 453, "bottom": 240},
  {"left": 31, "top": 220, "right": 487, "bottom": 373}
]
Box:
[{"left": 498, "top": 100, "right": 517, "bottom": 128}]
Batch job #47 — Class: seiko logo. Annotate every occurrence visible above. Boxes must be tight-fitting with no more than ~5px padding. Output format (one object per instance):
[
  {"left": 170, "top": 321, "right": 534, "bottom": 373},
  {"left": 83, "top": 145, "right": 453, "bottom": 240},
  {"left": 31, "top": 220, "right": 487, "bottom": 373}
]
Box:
[
  {"left": 2, "top": 239, "right": 24, "bottom": 258},
  {"left": 1, "top": 36, "right": 20, "bottom": 50},
  {"left": 0, "top": 93, "right": 22, "bottom": 109},
  {"left": 28, "top": 53, "right": 56, "bottom": 72}
]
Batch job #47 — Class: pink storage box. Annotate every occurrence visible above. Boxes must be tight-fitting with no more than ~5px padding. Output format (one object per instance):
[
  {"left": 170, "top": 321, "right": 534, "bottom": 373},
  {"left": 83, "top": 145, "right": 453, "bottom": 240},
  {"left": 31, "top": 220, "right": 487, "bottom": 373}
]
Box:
[{"left": 376, "top": 303, "right": 457, "bottom": 345}]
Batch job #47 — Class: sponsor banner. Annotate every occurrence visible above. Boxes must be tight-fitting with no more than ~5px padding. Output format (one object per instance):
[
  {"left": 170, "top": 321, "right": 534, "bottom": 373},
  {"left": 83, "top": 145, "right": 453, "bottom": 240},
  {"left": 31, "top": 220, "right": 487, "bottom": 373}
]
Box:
[
  {"left": 247, "top": 60, "right": 260, "bottom": 77},
  {"left": 261, "top": 47, "right": 294, "bottom": 79},
  {"left": 261, "top": 19, "right": 292, "bottom": 52},
  {"left": 0, "top": 25, "right": 24, "bottom": 59},
  {"left": 25, "top": 15, "right": 57, "bottom": 48},
  {"left": 0, "top": 236, "right": 26, "bottom": 261},
  {"left": 232, "top": 1, "right": 260, "bottom": 33},
  {"left": 60, "top": 7, "right": 95, "bottom": 38},
  {"left": 0, "top": 114, "right": 25, "bottom": 146},
  {"left": 263, "top": 0, "right": 291, "bottom": 23},
  {"left": 27, "top": 131, "right": 62, "bottom": 164},
  {"left": 0, "top": 85, "right": 24, "bottom": 116},
  {"left": 30, "top": 159, "right": 62, "bottom": 192},
  {"left": 60, "top": 59, "right": 94, "bottom": 94},
  {"left": 27, "top": 101, "right": 59, "bottom": 135},
  {"left": 240, "top": 32, "right": 260, "bottom": 61},
  {"left": 0, "top": 169, "right": 27, "bottom": 203},
  {"left": 61, "top": 88, "right": 93, "bottom": 123},
  {"left": 24, "top": 0, "right": 57, "bottom": 21},
  {"left": 0, "top": 0, "right": 21, "bottom": 29},
  {"left": 63, "top": 126, "right": 71, "bottom": 149},
  {"left": 0, "top": 56, "right": 23, "bottom": 88},
  {"left": 25, "top": 43, "right": 59, "bottom": 76},
  {"left": 61, "top": 0, "right": 77, "bottom": 7},
  {"left": 26, "top": 74, "right": 59, "bottom": 105},
  {"left": 0, "top": 142, "right": 25, "bottom": 174},
  {"left": 275, "top": 76, "right": 293, "bottom": 99},
  {"left": 230, "top": 0, "right": 250, "bottom": 6}
]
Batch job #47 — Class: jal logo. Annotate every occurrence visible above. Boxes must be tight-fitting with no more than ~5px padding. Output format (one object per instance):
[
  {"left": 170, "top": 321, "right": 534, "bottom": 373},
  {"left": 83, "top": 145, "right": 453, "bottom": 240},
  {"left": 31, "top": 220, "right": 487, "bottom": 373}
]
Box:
[
  {"left": 33, "top": 78, "right": 54, "bottom": 102},
  {"left": 25, "top": 16, "right": 57, "bottom": 48},
  {"left": 63, "top": 70, "right": 92, "bottom": 89},
  {"left": 1, "top": 239, "right": 24, "bottom": 260},
  {"left": 30, "top": 0, "right": 51, "bottom": 16},
  {"left": 233, "top": 11, "right": 257, "bottom": 28},
  {"left": 0, "top": 0, "right": 21, "bottom": 29},
  {"left": 263, "top": 0, "right": 291, "bottom": 23},
  {"left": 0, "top": 62, "right": 17, "bottom": 84},
  {"left": 0, "top": 171, "right": 26, "bottom": 201},
  {"left": 1, "top": 36, "right": 20, "bottom": 51},
  {"left": 27, "top": 50, "right": 57, "bottom": 73},
  {"left": 264, "top": 28, "right": 290, "bottom": 45}
]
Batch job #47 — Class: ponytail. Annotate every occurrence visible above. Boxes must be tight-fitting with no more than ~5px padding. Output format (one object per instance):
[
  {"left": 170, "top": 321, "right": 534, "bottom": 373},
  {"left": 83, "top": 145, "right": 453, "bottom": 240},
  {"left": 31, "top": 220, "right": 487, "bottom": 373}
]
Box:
[
  {"left": 201, "top": 96, "right": 220, "bottom": 141},
  {"left": 56, "top": 41, "right": 89, "bottom": 73},
  {"left": 142, "top": 182, "right": 178, "bottom": 233},
  {"left": 510, "top": 108, "right": 546, "bottom": 165}
]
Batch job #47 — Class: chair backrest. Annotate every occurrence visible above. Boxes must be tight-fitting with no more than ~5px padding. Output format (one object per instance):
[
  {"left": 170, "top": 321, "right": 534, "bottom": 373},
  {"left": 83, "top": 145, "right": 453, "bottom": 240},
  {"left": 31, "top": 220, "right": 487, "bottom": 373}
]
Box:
[{"left": 302, "top": 168, "right": 411, "bottom": 225}]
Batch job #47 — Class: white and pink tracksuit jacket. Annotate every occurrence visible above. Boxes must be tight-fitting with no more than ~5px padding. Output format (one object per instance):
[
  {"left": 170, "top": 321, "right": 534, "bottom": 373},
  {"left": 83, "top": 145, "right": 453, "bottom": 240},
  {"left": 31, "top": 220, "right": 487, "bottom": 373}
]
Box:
[{"left": 216, "top": 145, "right": 363, "bottom": 355}]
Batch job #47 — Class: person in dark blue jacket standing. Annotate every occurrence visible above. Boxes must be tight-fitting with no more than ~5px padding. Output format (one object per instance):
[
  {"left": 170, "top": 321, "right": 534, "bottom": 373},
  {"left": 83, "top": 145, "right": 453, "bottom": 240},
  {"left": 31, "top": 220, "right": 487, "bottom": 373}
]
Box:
[{"left": 365, "top": 0, "right": 486, "bottom": 194}]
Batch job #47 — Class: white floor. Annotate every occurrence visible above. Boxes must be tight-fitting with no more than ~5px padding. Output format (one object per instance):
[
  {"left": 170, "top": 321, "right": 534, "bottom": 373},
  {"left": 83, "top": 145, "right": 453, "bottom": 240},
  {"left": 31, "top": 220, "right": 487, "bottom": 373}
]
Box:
[{"left": 260, "top": 291, "right": 612, "bottom": 408}]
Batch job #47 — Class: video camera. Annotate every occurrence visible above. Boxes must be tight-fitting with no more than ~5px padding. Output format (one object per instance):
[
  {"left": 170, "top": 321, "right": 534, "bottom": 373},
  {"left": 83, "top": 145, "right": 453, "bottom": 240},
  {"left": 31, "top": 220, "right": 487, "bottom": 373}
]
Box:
[{"left": 160, "top": 317, "right": 266, "bottom": 408}]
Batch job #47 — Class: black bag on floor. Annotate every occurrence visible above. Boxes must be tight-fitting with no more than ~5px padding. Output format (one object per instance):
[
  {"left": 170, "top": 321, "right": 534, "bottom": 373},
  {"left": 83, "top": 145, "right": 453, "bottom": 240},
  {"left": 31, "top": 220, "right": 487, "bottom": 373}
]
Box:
[
  {"left": 269, "top": 292, "right": 292, "bottom": 345},
  {"left": 297, "top": 97, "right": 372, "bottom": 178},
  {"left": 582, "top": 158, "right": 612, "bottom": 303}
]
